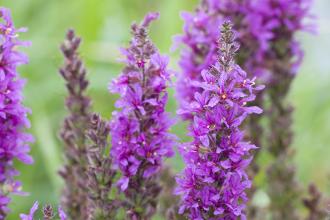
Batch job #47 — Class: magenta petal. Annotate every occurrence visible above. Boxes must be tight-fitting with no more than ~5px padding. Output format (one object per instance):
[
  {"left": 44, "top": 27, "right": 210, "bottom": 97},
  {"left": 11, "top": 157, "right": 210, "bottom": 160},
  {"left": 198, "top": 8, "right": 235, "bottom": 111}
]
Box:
[{"left": 118, "top": 177, "right": 129, "bottom": 191}]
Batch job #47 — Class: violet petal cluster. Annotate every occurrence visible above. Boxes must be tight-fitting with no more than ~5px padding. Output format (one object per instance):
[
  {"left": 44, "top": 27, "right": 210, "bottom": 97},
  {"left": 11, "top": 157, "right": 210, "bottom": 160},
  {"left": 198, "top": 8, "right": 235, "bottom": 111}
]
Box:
[
  {"left": 0, "top": 7, "right": 33, "bottom": 218},
  {"left": 175, "top": 22, "right": 264, "bottom": 220},
  {"left": 110, "top": 12, "right": 175, "bottom": 219},
  {"left": 175, "top": 0, "right": 313, "bottom": 109},
  {"left": 175, "top": 1, "right": 313, "bottom": 218}
]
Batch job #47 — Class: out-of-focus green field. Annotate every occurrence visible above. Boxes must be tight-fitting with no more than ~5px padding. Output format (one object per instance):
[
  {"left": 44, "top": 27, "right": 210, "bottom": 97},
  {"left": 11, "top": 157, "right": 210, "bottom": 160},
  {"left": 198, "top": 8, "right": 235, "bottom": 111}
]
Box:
[{"left": 1, "top": 0, "right": 330, "bottom": 219}]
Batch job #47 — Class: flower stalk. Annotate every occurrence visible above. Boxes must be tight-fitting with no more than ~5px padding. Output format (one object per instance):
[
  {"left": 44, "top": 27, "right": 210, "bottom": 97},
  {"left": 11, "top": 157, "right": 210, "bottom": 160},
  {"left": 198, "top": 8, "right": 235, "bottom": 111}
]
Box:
[
  {"left": 109, "top": 12, "right": 175, "bottom": 220},
  {"left": 0, "top": 7, "right": 33, "bottom": 219},
  {"left": 175, "top": 0, "right": 314, "bottom": 218},
  {"left": 175, "top": 21, "right": 263, "bottom": 219},
  {"left": 58, "top": 29, "right": 91, "bottom": 219}
]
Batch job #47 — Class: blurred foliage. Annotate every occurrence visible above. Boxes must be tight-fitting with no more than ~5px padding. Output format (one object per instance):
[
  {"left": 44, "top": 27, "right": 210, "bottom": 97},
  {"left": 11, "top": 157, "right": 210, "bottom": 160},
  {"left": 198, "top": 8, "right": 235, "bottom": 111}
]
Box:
[{"left": 1, "top": 0, "right": 330, "bottom": 219}]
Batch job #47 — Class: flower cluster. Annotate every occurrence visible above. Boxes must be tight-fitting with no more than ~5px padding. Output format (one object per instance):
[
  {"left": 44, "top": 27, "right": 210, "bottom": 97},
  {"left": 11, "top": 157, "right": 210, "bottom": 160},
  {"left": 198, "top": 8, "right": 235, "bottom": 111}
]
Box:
[
  {"left": 110, "top": 12, "right": 175, "bottom": 219},
  {"left": 0, "top": 2, "right": 318, "bottom": 220},
  {"left": 0, "top": 8, "right": 33, "bottom": 219},
  {"left": 20, "top": 202, "right": 67, "bottom": 220},
  {"left": 175, "top": 22, "right": 263, "bottom": 219},
  {"left": 175, "top": 0, "right": 313, "bottom": 108},
  {"left": 58, "top": 29, "right": 91, "bottom": 219},
  {"left": 175, "top": 1, "right": 313, "bottom": 218}
]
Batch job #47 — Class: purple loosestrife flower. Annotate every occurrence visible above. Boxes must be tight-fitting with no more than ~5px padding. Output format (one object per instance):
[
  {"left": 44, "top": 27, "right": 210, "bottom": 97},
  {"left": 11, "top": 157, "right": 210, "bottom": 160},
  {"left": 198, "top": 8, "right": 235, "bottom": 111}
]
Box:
[
  {"left": 0, "top": 8, "right": 33, "bottom": 219},
  {"left": 58, "top": 29, "right": 91, "bottom": 219},
  {"left": 20, "top": 202, "right": 67, "bottom": 220},
  {"left": 252, "top": 1, "right": 313, "bottom": 219},
  {"left": 110, "top": 12, "right": 175, "bottom": 219},
  {"left": 175, "top": 0, "right": 312, "bottom": 144},
  {"left": 175, "top": 1, "right": 313, "bottom": 218},
  {"left": 86, "top": 114, "right": 119, "bottom": 219},
  {"left": 175, "top": 0, "right": 313, "bottom": 109},
  {"left": 175, "top": 22, "right": 263, "bottom": 220},
  {"left": 174, "top": 4, "right": 267, "bottom": 206}
]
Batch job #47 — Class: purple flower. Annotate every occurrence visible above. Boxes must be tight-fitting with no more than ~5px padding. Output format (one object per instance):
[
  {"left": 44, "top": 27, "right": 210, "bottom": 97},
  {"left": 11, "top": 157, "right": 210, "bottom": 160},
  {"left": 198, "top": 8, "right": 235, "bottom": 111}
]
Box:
[
  {"left": 175, "top": 22, "right": 263, "bottom": 220},
  {"left": 175, "top": 0, "right": 313, "bottom": 116},
  {"left": 58, "top": 206, "right": 67, "bottom": 220},
  {"left": 19, "top": 201, "right": 38, "bottom": 220},
  {"left": 0, "top": 7, "right": 33, "bottom": 219},
  {"left": 110, "top": 12, "right": 175, "bottom": 219},
  {"left": 175, "top": 1, "right": 313, "bottom": 218}
]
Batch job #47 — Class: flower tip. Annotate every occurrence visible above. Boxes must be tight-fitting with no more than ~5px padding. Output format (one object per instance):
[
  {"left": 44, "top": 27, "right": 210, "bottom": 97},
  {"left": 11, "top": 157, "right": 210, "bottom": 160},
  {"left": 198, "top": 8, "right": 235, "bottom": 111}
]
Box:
[
  {"left": 31, "top": 201, "right": 39, "bottom": 211},
  {"left": 66, "top": 28, "right": 75, "bottom": 40},
  {"left": 179, "top": 11, "right": 193, "bottom": 21},
  {"left": 0, "top": 7, "right": 10, "bottom": 19},
  {"left": 221, "top": 19, "right": 233, "bottom": 30},
  {"left": 142, "top": 12, "right": 159, "bottom": 27},
  {"left": 256, "top": 84, "right": 266, "bottom": 90}
]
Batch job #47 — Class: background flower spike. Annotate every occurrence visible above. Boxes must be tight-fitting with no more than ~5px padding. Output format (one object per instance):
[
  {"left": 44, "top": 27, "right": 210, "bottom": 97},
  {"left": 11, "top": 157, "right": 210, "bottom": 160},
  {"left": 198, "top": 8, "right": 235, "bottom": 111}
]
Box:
[{"left": 58, "top": 29, "right": 91, "bottom": 219}]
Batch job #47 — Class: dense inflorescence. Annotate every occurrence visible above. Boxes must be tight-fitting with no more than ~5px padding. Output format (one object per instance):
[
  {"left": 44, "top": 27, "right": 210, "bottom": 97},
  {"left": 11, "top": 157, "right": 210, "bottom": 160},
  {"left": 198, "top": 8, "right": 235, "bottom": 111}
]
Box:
[
  {"left": 85, "top": 113, "right": 119, "bottom": 219},
  {"left": 175, "top": 0, "right": 313, "bottom": 112},
  {"left": 20, "top": 202, "right": 67, "bottom": 220},
  {"left": 109, "top": 12, "right": 175, "bottom": 219},
  {"left": 175, "top": 0, "right": 313, "bottom": 218},
  {"left": 58, "top": 29, "right": 91, "bottom": 219},
  {"left": 256, "top": 1, "right": 313, "bottom": 218},
  {"left": 175, "top": 22, "right": 264, "bottom": 220},
  {"left": 0, "top": 8, "right": 33, "bottom": 219}
]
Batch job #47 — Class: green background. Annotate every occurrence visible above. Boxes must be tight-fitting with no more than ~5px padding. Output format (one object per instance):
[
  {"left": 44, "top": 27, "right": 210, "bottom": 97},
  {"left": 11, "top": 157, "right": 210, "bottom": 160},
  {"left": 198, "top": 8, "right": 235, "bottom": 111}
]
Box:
[{"left": 1, "top": 0, "right": 330, "bottom": 218}]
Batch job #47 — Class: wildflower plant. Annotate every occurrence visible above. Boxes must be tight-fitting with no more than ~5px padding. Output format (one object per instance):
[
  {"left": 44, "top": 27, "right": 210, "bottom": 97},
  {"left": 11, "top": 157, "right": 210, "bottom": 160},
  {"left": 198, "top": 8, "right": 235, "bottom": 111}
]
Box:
[
  {"left": 0, "top": 2, "right": 322, "bottom": 220},
  {"left": 260, "top": 1, "right": 314, "bottom": 218},
  {"left": 0, "top": 7, "right": 33, "bottom": 219},
  {"left": 109, "top": 12, "right": 175, "bottom": 219},
  {"left": 58, "top": 29, "right": 91, "bottom": 219},
  {"left": 175, "top": 0, "right": 314, "bottom": 218},
  {"left": 175, "top": 21, "right": 264, "bottom": 219}
]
